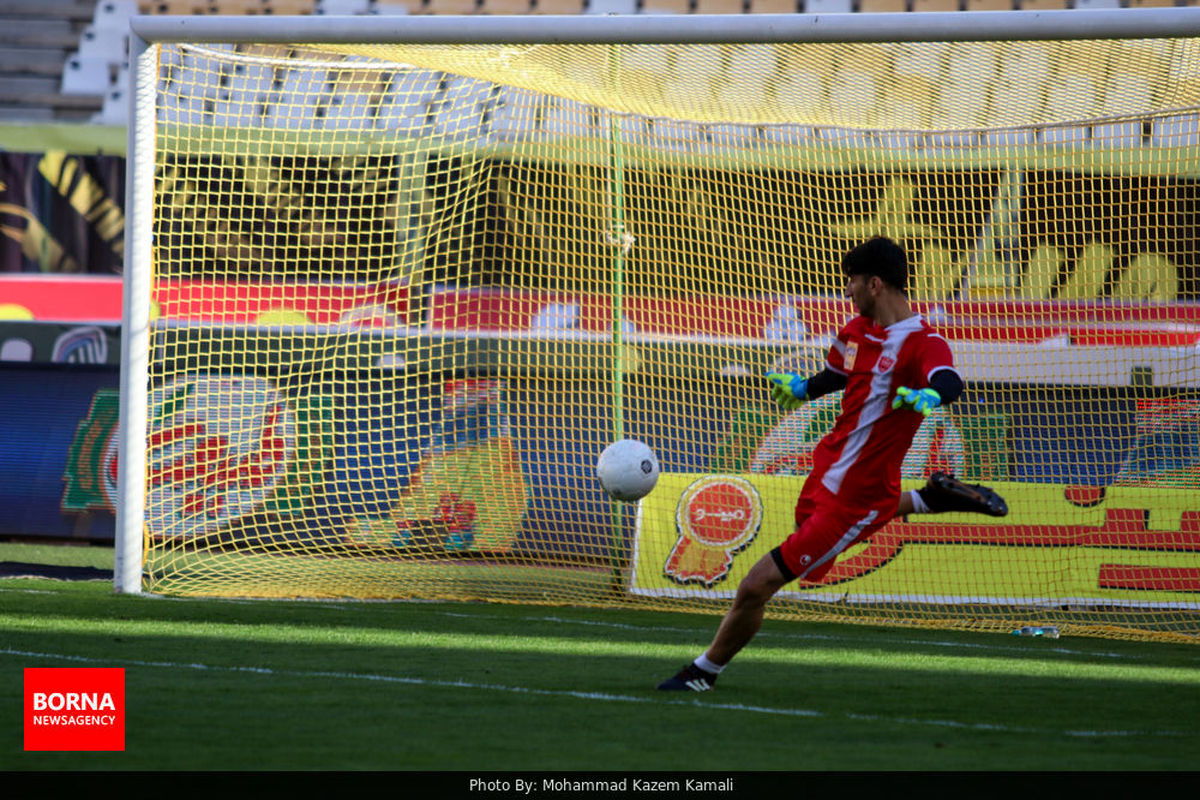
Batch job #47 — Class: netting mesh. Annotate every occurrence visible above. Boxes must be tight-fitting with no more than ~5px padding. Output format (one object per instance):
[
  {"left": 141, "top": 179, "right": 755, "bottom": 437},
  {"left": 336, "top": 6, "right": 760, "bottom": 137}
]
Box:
[{"left": 140, "top": 36, "right": 1200, "bottom": 642}]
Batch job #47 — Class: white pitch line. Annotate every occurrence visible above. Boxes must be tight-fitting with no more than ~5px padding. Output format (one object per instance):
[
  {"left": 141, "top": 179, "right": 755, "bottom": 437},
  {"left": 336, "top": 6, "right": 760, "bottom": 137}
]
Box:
[
  {"left": 2, "top": 648, "right": 1187, "bottom": 739},
  {"left": 436, "top": 611, "right": 1148, "bottom": 661}
]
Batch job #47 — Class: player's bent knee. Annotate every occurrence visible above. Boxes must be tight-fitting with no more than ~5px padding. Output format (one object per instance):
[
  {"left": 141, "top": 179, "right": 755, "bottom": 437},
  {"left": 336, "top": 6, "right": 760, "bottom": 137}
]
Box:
[{"left": 735, "top": 555, "right": 788, "bottom": 605}]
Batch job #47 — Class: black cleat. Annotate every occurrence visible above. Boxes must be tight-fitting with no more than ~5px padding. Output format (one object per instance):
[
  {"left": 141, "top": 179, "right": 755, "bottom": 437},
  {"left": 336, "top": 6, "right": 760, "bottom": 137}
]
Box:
[
  {"left": 920, "top": 472, "right": 1009, "bottom": 517},
  {"left": 657, "top": 663, "right": 718, "bottom": 692}
]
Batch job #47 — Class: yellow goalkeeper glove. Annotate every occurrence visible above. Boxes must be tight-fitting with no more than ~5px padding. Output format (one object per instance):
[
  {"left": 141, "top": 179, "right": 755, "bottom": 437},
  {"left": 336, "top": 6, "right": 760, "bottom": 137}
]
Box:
[
  {"left": 766, "top": 372, "right": 809, "bottom": 410},
  {"left": 892, "top": 386, "right": 941, "bottom": 416}
]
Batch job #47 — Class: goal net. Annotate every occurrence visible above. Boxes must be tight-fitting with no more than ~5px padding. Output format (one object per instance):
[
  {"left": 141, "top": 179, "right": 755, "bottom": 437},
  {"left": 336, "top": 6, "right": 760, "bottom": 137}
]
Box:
[{"left": 121, "top": 13, "right": 1200, "bottom": 643}]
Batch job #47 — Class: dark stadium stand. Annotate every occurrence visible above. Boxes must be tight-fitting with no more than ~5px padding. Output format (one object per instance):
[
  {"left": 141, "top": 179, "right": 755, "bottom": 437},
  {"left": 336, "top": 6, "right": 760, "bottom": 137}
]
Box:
[{"left": 0, "top": 0, "right": 102, "bottom": 121}]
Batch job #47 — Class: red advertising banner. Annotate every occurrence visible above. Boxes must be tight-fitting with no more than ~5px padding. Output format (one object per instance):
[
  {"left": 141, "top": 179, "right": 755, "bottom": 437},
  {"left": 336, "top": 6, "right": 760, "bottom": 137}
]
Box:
[
  {"left": 428, "top": 287, "right": 1200, "bottom": 345},
  {"left": 0, "top": 275, "right": 408, "bottom": 327}
]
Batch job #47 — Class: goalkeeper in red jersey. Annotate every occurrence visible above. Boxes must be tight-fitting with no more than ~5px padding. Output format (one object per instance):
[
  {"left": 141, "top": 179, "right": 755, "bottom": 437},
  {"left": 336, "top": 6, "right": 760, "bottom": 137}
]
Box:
[{"left": 658, "top": 236, "right": 1008, "bottom": 692}]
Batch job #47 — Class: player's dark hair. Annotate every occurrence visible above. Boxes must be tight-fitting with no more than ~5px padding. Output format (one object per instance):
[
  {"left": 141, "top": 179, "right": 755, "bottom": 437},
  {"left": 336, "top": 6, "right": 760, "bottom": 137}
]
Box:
[{"left": 842, "top": 236, "right": 908, "bottom": 293}]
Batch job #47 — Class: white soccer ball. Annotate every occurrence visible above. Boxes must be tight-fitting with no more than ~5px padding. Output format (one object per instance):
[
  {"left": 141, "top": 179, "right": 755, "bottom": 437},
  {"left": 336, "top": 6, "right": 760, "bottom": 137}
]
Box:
[{"left": 596, "top": 439, "right": 660, "bottom": 502}]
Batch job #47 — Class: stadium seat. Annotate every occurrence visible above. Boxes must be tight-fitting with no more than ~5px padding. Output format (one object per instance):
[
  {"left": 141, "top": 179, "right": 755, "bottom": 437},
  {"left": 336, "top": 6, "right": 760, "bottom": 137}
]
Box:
[
  {"left": 803, "top": 0, "right": 852, "bottom": 10},
  {"left": 94, "top": 0, "right": 138, "bottom": 30},
  {"left": 433, "top": 76, "right": 493, "bottom": 139},
  {"left": 857, "top": 0, "right": 907, "bottom": 9},
  {"left": 747, "top": 0, "right": 798, "bottom": 11},
  {"left": 211, "top": 89, "right": 273, "bottom": 126},
  {"left": 268, "top": 0, "right": 319, "bottom": 11},
  {"left": 95, "top": 86, "right": 128, "bottom": 124},
  {"left": 1102, "top": 72, "right": 1153, "bottom": 115},
  {"left": 912, "top": 0, "right": 960, "bottom": 10},
  {"left": 612, "top": 114, "right": 649, "bottom": 145},
  {"left": 1045, "top": 71, "right": 1098, "bottom": 121},
  {"left": 761, "top": 123, "right": 814, "bottom": 146},
  {"left": 271, "top": 0, "right": 311, "bottom": 9},
  {"left": 641, "top": 0, "right": 690, "bottom": 11},
  {"left": 829, "top": 70, "right": 876, "bottom": 127},
  {"left": 652, "top": 119, "right": 708, "bottom": 152},
  {"left": 328, "top": 91, "right": 378, "bottom": 129},
  {"left": 987, "top": 78, "right": 1043, "bottom": 127},
  {"left": 1150, "top": 114, "right": 1200, "bottom": 146},
  {"left": 694, "top": 0, "right": 745, "bottom": 11},
  {"left": 1040, "top": 124, "right": 1089, "bottom": 145},
  {"left": 486, "top": 87, "right": 540, "bottom": 139},
  {"left": 215, "top": 0, "right": 256, "bottom": 9},
  {"left": 1126, "top": 0, "right": 1177, "bottom": 6},
  {"left": 620, "top": 44, "right": 672, "bottom": 87},
  {"left": 376, "top": 94, "right": 434, "bottom": 134},
  {"left": 772, "top": 70, "right": 826, "bottom": 117},
  {"left": 998, "top": 43, "right": 1052, "bottom": 86},
  {"left": 1073, "top": 0, "right": 1119, "bottom": 7},
  {"left": 709, "top": 123, "right": 760, "bottom": 148},
  {"left": 586, "top": 0, "right": 637, "bottom": 11},
  {"left": 61, "top": 55, "right": 112, "bottom": 96},
  {"left": 274, "top": 66, "right": 328, "bottom": 100},
  {"left": 818, "top": 127, "right": 878, "bottom": 148},
  {"left": 377, "top": 68, "right": 442, "bottom": 121},
  {"left": 477, "top": 0, "right": 529, "bottom": 10},
  {"left": 156, "top": 90, "right": 201, "bottom": 124},
  {"left": 663, "top": 74, "right": 714, "bottom": 107},
  {"left": 422, "top": 0, "right": 479, "bottom": 10},
  {"left": 533, "top": 0, "right": 585, "bottom": 11},
  {"left": 209, "top": 0, "right": 272, "bottom": 12},
  {"left": 981, "top": 127, "right": 1036, "bottom": 147},
  {"left": 933, "top": 79, "right": 987, "bottom": 129},
  {"left": 726, "top": 44, "right": 779, "bottom": 87},
  {"left": 1092, "top": 121, "right": 1145, "bottom": 147},
  {"left": 1093, "top": 70, "right": 1152, "bottom": 147},
  {"left": 540, "top": 99, "right": 595, "bottom": 137},
  {"left": 315, "top": 0, "right": 370, "bottom": 12},
  {"left": 893, "top": 40, "right": 948, "bottom": 80},
  {"left": 77, "top": 25, "right": 128, "bottom": 66},
  {"left": 1016, "top": 0, "right": 1067, "bottom": 8},
  {"left": 946, "top": 42, "right": 997, "bottom": 85},
  {"left": 148, "top": 0, "right": 211, "bottom": 12},
  {"left": 874, "top": 77, "right": 932, "bottom": 129},
  {"left": 680, "top": 43, "right": 724, "bottom": 79}
]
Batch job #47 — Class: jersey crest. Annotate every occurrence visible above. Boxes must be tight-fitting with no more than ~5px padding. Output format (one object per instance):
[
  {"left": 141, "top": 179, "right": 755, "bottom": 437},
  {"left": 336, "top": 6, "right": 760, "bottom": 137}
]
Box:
[{"left": 843, "top": 341, "right": 858, "bottom": 371}]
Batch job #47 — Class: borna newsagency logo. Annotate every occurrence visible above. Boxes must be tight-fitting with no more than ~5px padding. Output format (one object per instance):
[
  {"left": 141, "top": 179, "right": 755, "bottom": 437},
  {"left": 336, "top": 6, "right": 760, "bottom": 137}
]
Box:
[{"left": 24, "top": 668, "right": 125, "bottom": 752}]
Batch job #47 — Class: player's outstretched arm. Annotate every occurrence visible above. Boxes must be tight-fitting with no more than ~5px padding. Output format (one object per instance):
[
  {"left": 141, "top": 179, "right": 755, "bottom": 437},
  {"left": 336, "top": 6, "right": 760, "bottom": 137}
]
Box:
[{"left": 765, "top": 369, "right": 848, "bottom": 410}]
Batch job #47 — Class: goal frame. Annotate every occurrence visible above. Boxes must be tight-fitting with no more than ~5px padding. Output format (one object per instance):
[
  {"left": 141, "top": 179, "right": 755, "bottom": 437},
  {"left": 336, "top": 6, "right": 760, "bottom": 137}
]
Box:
[{"left": 116, "top": 7, "right": 1200, "bottom": 594}]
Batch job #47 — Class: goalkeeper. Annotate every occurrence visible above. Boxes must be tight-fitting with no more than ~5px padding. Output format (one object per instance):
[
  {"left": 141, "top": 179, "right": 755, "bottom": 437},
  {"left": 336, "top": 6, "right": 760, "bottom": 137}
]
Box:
[{"left": 659, "top": 236, "right": 1008, "bottom": 692}]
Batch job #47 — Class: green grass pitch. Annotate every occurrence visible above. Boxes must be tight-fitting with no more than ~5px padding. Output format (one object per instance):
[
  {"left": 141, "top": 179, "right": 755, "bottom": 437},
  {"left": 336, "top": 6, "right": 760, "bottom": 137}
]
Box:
[{"left": 2, "top": 543, "right": 1199, "bottom": 772}]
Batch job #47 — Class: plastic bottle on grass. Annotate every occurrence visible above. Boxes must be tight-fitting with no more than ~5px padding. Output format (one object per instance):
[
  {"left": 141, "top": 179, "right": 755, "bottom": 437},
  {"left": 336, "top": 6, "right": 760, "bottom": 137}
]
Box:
[{"left": 1011, "top": 626, "right": 1060, "bottom": 639}]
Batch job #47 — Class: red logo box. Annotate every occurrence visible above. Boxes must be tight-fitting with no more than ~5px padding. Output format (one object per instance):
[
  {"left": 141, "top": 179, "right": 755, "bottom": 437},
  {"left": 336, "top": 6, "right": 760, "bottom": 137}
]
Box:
[{"left": 24, "top": 668, "right": 125, "bottom": 752}]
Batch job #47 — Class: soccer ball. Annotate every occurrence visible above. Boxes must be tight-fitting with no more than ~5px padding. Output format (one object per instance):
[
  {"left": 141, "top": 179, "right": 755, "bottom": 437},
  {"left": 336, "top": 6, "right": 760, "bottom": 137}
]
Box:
[{"left": 596, "top": 439, "right": 660, "bottom": 502}]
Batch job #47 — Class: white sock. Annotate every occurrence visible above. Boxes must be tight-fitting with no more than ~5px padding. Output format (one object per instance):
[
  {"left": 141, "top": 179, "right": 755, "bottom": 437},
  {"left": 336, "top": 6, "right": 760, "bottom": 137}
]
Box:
[
  {"left": 909, "top": 489, "right": 931, "bottom": 514},
  {"left": 694, "top": 654, "right": 724, "bottom": 674}
]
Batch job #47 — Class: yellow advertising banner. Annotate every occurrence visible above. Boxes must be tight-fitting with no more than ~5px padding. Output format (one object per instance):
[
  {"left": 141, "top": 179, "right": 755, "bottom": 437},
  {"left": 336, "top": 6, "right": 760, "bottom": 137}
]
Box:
[{"left": 631, "top": 473, "right": 1200, "bottom": 607}]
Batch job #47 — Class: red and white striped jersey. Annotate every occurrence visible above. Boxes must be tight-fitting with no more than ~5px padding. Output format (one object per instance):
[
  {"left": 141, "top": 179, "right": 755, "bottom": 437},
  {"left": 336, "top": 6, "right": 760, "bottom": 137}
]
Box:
[{"left": 808, "top": 313, "right": 958, "bottom": 509}]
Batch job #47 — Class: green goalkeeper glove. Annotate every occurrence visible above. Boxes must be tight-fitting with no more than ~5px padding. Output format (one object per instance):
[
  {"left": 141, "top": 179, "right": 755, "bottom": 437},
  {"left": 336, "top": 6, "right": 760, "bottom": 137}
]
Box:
[
  {"left": 892, "top": 386, "right": 941, "bottom": 416},
  {"left": 766, "top": 372, "right": 809, "bottom": 410}
]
